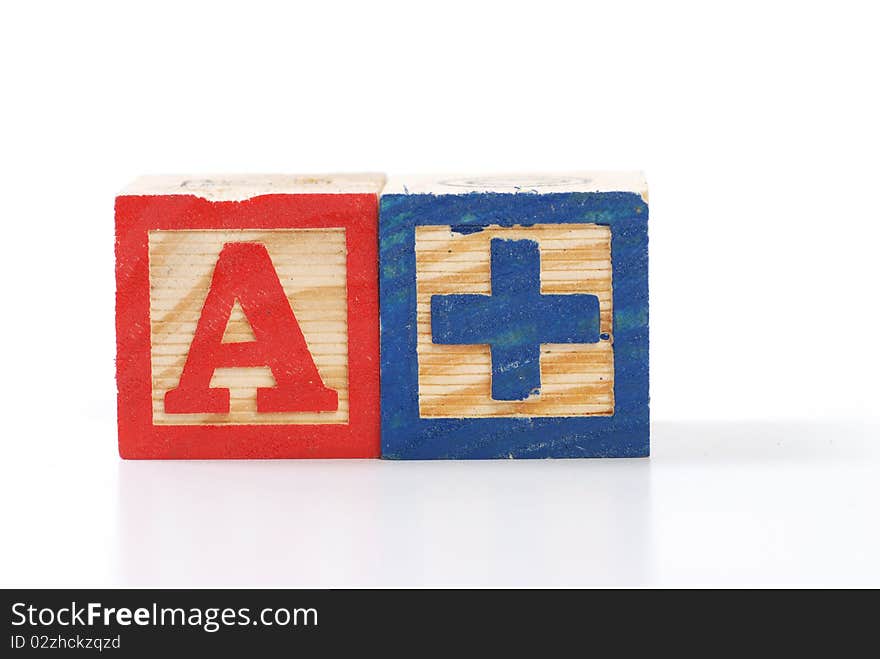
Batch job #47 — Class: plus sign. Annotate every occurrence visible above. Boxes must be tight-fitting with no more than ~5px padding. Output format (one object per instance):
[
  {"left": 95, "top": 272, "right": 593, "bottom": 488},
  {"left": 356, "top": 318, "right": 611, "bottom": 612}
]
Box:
[{"left": 431, "top": 238, "right": 602, "bottom": 401}]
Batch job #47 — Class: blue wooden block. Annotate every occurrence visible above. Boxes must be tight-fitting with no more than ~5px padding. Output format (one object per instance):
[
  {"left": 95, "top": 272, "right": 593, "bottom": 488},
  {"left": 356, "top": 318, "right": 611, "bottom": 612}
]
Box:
[{"left": 379, "top": 174, "right": 649, "bottom": 459}]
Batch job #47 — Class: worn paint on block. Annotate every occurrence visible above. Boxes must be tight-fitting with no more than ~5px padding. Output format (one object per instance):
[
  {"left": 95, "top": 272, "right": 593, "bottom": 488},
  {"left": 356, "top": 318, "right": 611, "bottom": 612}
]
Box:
[
  {"left": 116, "top": 174, "right": 383, "bottom": 459},
  {"left": 380, "top": 176, "right": 649, "bottom": 459}
]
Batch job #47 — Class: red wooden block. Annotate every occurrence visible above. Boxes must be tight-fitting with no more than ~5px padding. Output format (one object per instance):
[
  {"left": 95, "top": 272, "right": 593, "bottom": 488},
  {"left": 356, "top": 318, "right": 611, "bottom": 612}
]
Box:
[{"left": 115, "top": 174, "right": 383, "bottom": 459}]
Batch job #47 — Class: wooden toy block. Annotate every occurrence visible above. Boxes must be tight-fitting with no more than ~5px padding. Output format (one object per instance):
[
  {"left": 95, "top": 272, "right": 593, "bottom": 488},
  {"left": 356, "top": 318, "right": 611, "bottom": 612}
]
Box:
[
  {"left": 115, "top": 174, "right": 383, "bottom": 459},
  {"left": 379, "top": 173, "right": 649, "bottom": 459}
]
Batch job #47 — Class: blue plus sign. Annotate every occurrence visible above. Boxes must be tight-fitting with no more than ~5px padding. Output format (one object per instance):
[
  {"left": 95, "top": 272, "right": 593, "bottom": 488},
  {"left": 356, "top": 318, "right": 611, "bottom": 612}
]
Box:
[{"left": 431, "top": 238, "right": 602, "bottom": 401}]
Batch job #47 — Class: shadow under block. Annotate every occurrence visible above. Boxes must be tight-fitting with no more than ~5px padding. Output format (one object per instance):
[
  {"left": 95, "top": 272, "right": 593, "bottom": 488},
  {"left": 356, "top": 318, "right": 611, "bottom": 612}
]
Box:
[
  {"left": 379, "top": 173, "right": 649, "bottom": 459},
  {"left": 115, "top": 174, "right": 384, "bottom": 459}
]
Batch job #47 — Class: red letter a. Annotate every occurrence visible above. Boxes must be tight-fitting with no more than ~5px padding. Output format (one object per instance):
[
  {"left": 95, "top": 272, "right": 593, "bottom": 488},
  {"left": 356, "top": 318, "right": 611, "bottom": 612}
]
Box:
[{"left": 164, "top": 242, "right": 339, "bottom": 414}]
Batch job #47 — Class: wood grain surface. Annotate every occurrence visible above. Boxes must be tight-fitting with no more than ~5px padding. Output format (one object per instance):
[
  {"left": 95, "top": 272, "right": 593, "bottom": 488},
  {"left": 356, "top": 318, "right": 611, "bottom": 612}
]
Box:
[
  {"left": 415, "top": 224, "right": 614, "bottom": 418},
  {"left": 149, "top": 229, "right": 348, "bottom": 425}
]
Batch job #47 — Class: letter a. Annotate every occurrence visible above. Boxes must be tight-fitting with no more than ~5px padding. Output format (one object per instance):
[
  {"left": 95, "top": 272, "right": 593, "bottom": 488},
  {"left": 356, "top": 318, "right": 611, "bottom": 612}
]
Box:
[{"left": 164, "top": 242, "right": 338, "bottom": 414}]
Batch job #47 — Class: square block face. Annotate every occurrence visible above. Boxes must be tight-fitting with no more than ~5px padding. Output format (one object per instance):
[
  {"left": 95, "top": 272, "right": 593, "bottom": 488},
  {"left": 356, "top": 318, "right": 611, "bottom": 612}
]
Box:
[
  {"left": 116, "top": 192, "right": 379, "bottom": 459},
  {"left": 415, "top": 224, "right": 614, "bottom": 418},
  {"left": 149, "top": 229, "right": 348, "bottom": 425},
  {"left": 380, "top": 190, "right": 648, "bottom": 459}
]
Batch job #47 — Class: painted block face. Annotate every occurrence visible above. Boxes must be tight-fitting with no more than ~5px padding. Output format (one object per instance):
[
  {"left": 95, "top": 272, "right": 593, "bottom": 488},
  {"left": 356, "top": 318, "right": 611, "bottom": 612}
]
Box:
[
  {"left": 116, "top": 174, "right": 383, "bottom": 459},
  {"left": 380, "top": 174, "right": 649, "bottom": 459}
]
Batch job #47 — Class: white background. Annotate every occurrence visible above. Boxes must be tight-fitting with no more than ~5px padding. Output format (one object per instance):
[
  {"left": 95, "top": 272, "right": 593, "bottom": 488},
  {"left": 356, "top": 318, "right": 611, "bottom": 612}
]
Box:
[{"left": 1, "top": 1, "right": 878, "bottom": 587}]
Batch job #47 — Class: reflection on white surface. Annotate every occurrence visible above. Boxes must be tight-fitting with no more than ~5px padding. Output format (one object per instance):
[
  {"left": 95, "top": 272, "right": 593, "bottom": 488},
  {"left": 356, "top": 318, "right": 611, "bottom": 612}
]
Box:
[
  {"left": 117, "top": 456, "right": 651, "bottom": 587},
  {"left": 110, "top": 420, "right": 879, "bottom": 587}
]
